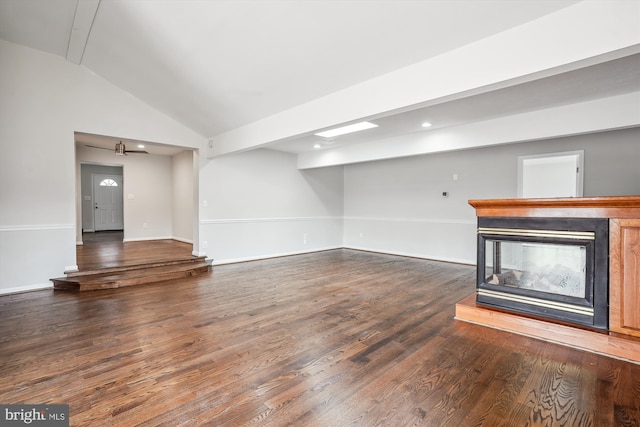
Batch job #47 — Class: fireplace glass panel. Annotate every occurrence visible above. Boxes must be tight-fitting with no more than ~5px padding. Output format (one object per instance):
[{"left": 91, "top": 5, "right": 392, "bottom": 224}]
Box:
[{"left": 484, "top": 239, "right": 586, "bottom": 298}]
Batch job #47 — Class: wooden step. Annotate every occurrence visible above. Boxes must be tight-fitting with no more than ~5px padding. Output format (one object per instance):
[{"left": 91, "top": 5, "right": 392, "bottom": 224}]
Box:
[{"left": 51, "top": 257, "right": 210, "bottom": 291}]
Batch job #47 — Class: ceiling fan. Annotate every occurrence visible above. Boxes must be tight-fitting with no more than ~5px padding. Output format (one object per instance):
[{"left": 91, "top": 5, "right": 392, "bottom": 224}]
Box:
[{"left": 85, "top": 141, "right": 149, "bottom": 155}]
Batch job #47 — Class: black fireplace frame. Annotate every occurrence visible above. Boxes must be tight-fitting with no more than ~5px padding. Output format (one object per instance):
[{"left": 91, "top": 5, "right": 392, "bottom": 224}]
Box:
[{"left": 476, "top": 216, "right": 609, "bottom": 331}]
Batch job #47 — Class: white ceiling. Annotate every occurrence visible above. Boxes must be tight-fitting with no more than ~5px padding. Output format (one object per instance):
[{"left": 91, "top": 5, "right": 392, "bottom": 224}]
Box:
[
  {"left": 1, "top": 0, "right": 637, "bottom": 157},
  {"left": 271, "top": 54, "right": 640, "bottom": 153}
]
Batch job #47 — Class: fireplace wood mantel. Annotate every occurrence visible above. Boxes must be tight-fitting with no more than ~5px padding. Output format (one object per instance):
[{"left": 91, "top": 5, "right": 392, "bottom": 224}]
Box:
[
  {"left": 468, "top": 195, "right": 640, "bottom": 219},
  {"left": 458, "top": 195, "right": 640, "bottom": 364}
]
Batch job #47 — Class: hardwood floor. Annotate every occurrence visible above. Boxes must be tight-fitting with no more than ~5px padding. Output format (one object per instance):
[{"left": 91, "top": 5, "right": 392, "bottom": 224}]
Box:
[
  {"left": 77, "top": 231, "right": 195, "bottom": 270},
  {"left": 1, "top": 250, "right": 638, "bottom": 426}
]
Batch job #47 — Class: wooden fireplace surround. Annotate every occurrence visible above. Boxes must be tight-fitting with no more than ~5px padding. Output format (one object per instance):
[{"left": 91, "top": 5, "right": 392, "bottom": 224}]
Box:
[{"left": 456, "top": 196, "right": 640, "bottom": 364}]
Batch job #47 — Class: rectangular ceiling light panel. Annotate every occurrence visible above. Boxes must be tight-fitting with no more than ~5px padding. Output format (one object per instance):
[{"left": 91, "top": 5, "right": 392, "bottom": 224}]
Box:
[{"left": 314, "top": 121, "right": 378, "bottom": 138}]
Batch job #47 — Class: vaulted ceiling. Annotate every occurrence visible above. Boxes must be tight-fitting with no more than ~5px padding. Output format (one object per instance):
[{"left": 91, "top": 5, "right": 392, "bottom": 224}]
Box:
[{"left": 1, "top": 0, "right": 639, "bottom": 162}]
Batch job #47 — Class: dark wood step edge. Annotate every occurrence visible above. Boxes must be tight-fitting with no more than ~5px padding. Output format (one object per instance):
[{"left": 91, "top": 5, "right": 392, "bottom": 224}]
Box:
[
  {"left": 52, "top": 264, "right": 210, "bottom": 291},
  {"left": 64, "top": 256, "right": 209, "bottom": 278}
]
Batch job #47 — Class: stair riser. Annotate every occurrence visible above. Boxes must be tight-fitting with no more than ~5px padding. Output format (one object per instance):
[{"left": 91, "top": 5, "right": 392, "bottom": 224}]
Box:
[{"left": 53, "top": 266, "right": 209, "bottom": 292}]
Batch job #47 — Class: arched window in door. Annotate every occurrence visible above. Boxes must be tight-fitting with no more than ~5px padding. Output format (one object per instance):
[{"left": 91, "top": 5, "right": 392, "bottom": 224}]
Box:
[{"left": 99, "top": 178, "right": 118, "bottom": 187}]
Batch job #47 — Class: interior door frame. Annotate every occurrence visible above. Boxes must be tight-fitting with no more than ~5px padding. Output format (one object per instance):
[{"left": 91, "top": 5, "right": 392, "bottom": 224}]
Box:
[{"left": 517, "top": 150, "right": 584, "bottom": 198}]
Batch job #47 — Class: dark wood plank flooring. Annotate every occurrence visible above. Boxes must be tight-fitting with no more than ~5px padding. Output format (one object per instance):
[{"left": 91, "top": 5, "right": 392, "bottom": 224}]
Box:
[{"left": 1, "top": 249, "right": 638, "bottom": 426}]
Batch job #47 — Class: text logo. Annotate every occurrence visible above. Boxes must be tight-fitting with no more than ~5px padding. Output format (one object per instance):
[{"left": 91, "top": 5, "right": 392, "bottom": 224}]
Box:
[{"left": 1, "top": 405, "right": 69, "bottom": 426}]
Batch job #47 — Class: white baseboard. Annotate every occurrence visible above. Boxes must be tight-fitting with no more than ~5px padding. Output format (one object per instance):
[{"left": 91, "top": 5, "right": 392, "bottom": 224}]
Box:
[
  {"left": 210, "top": 246, "right": 474, "bottom": 266},
  {"left": 211, "top": 246, "right": 342, "bottom": 266},
  {"left": 123, "top": 236, "right": 173, "bottom": 242},
  {"left": 0, "top": 283, "right": 53, "bottom": 296},
  {"left": 343, "top": 245, "right": 476, "bottom": 266},
  {"left": 122, "top": 236, "right": 194, "bottom": 243},
  {"left": 172, "top": 236, "right": 193, "bottom": 244}
]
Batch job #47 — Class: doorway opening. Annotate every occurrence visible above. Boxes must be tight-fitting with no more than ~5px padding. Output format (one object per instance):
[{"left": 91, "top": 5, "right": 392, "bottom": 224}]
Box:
[
  {"left": 517, "top": 150, "right": 584, "bottom": 198},
  {"left": 75, "top": 132, "right": 201, "bottom": 270}
]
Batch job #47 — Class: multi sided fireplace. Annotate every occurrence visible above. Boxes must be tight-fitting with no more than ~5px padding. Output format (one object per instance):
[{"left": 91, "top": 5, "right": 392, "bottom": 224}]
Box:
[{"left": 476, "top": 216, "right": 609, "bottom": 331}]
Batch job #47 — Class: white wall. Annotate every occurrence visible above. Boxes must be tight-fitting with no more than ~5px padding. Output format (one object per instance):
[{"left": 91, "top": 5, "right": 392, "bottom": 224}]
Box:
[
  {"left": 343, "top": 128, "right": 640, "bottom": 265},
  {"left": 0, "top": 40, "right": 206, "bottom": 294},
  {"left": 200, "top": 149, "right": 344, "bottom": 264},
  {"left": 172, "top": 150, "right": 194, "bottom": 243}
]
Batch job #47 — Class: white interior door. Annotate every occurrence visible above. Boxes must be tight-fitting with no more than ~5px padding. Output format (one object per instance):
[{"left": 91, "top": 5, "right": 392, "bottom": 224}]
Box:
[
  {"left": 518, "top": 150, "right": 584, "bottom": 198},
  {"left": 93, "top": 174, "right": 124, "bottom": 231}
]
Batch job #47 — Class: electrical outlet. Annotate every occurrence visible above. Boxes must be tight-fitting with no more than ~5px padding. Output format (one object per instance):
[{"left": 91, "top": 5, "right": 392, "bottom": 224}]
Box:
[
  {"left": 143, "top": 222, "right": 148, "bottom": 228},
  {"left": 202, "top": 241, "right": 208, "bottom": 249},
  {"left": 303, "top": 233, "right": 307, "bottom": 244}
]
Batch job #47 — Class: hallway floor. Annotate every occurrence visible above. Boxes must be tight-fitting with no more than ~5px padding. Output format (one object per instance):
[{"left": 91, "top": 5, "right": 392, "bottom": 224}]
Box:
[{"left": 78, "top": 232, "right": 194, "bottom": 270}]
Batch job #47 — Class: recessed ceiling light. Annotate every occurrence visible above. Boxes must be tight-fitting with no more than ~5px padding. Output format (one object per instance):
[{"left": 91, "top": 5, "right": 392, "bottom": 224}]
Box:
[
  {"left": 137, "top": 144, "right": 145, "bottom": 148},
  {"left": 313, "top": 144, "right": 321, "bottom": 149},
  {"left": 421, "top": 122, "right": 432, "bottom": 128},
  {"left": 314, "top": 121, "right": 378, "bottom": 138}
]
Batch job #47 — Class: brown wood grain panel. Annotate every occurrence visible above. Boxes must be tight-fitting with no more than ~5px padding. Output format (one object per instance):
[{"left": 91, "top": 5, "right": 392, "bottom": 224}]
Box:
[
  {"left": 622, "top": 226, "right": 640, "bottom": 329},
  {"left": 611, "top": 218, "right": 640, "bottom": 337},
  {"left": 623, "top": 226, "right": 640, "bottom": 329},
  {"left": 611, "top": 218, "right": 625, "bottom": 335}
]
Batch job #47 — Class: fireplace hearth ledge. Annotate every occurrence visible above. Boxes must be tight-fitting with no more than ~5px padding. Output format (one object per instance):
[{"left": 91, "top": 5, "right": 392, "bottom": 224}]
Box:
[{"left": 455, "top": 294, "right": 640, "bottom": 364}]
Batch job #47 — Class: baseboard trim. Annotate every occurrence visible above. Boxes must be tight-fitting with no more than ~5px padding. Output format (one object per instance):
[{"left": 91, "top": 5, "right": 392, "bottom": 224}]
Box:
[
  {"left": 211, "top": 246, "right": 342, "bottom": 266},
  {"left": 172, "top": 237, "right": 193, "bottom": 244},
  {"left": 0, "top": 283, "right": 53, "bottom": 296},
  {"left": 210, "top": 246, "right": 474, "bottom": 266},
  {"left": 123, "top": 236, "right": 174, "bottom": 242},
  {"left": 343, "top": 245, "right": 475, "bottom": 266},
  {"left": 344, "top": 216, "right": 476, "bottom": 225}
]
